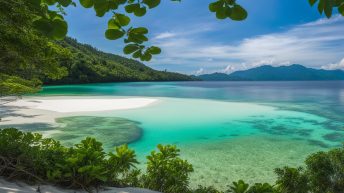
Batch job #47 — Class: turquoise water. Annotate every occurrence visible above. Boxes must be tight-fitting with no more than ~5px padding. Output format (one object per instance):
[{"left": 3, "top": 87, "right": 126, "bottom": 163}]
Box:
[{"left": 22, "top": 82, "right": 344, "bottom": 188}]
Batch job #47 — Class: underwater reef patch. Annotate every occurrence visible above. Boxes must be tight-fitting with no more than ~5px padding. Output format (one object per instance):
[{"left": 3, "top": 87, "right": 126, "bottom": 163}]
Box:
[
  {"left": 323, "top": 132, "right": 344, "bottom": 142},
  {"left": 52, "top": 116, "right": 143, "bottom": 149}
]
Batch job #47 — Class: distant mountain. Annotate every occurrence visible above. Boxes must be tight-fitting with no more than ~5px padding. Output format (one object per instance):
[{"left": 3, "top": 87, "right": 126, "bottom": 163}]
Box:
[
  {"left": 198, "top": 64, "right": 344, "bottom": 81},
  {"left": 45, "top": 38, "right": 195, "bottom": 84},
  {"left": 198, "top": 73, "right": 247, "bottom": 81}
]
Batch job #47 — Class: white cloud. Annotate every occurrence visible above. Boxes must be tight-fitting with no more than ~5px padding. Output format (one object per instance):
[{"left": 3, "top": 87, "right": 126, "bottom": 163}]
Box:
[
  {"left": 221, "top": 65, "right": 236, "bottom": 74},
  {"left": 321, "top": 58, "right": 344, "bottom": 70},
  {"left": 154, "top": 32, "right": 176, "bottom": 40},
  {"left": 150, "top": 15, "right": 344, "bottom": 74},
  {"left": 153, "top": 23, "right": 214, "bottom": 41},
  {"left": 194, "top": 68, "right": 205, "bottom": 75}
]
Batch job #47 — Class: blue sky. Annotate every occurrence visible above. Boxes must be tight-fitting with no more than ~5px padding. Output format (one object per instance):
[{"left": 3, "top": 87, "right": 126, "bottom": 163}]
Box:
[{"left": 64, "top": 0, "right": 344, "bottom": 74}]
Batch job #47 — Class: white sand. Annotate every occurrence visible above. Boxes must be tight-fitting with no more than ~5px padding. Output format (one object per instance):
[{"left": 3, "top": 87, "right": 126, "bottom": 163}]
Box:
[
  {"left": 0, "top": 178, "right": 160, "bottom": 193},
  {"left": 0, "top": 96, "right": 159, "bottom": 128},
  {"left": 8, "top": 98, "right": 158, "bottom": 113}
]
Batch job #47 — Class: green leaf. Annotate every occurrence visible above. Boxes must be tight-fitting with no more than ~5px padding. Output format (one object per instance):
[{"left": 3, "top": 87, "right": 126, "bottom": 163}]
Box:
[
  {"left": 143, "top": 0, "right": 161, "bottom": 8},
  {"left": 79, "top": 0, "right": 93, "bottom": 8},
  {"left": 229, "top": 4, "right": 247, "bottom": 21},
  {"left": 147, "top": 46, "right": 161, "bottom": 55},
  {"left": 130, "top": 34, "right": 148, "bottom": 42},
  {"left": 339, "top": 3, "right": 344, "bottom": 15},
  {"left": 318, "top": 0, "right": 325, "bottom": 14},
  {"left": 124, "top": 44, "right": 139, "bottom": 54},
  {"left": 108, "top": 19, "right": 120, "bottom": 29},
  {"left": 309, "top": 0, "right": 318, "bottom": 6},
  {"left": 44, "top": 0, "right": 57, "bottom": 5},
  {"left": 115, "top": 13, "right": 130, "bottom": 26},
  {"left": 33, "top": 17, "right": 67, "bottom": 40},
  {"left": 324, "top": 0, "right": 334, "bottom": 18},
  {"left": 225, "top": 0, "right": 235, "bottom": 5},
  {"left": 108, "top": 1, "right": 119, "bottom": 9},
  {"left": 132, "top": 50, "right": 142, "bottom": 58},
  {"left": 33, "top": 18, "right": 53, "bottom": 35},
  {"left": 105, "top": 29, "right": 125, "bottom": 40},
  {"left": 216, "top": 7, "right": 227, "bottom": 19},
  {"left": 209, "top": 1, "right": 222, "bottom": 12},
  {"left": 51, "top": 18, "right": 68, "bottom": 40},
  {"left": 57, "top": 0, "right": 72, "bottom": 7},
  {"left": 225, "top": 7, "right": 232, "bottom": 17},
  {"left": 134, "top": 6, "right": 147, "bottom": 17},
  {"left": 130, "top": 27, "right": 148, "bottom": 34},
  {"left": 125, "top": 3, "right": 140, "bottom": 13},
  {"left": 141, "top": 52, "right": 152, "bottom": 61},
  {"left": 94, "top": 0, "right": 108, "bottom": 17}
]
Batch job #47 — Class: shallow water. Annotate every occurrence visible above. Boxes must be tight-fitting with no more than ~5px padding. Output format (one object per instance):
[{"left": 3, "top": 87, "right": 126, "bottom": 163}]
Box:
[{"left": 13, "top": 81, "right": 344, "bottom": 188}]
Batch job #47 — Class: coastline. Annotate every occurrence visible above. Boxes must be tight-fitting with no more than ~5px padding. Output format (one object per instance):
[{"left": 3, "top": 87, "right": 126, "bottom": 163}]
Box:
[{"left": 0, "top": 96, "right": 159, "bottom": 127}]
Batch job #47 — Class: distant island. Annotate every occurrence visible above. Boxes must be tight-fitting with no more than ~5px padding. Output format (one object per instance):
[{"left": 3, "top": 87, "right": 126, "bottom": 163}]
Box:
[
  {"left": 198, "top": 64, "right": 344, "bottom": 81},
  {"left": 45, "top": 38, "right": 195, "bottom": 85}
]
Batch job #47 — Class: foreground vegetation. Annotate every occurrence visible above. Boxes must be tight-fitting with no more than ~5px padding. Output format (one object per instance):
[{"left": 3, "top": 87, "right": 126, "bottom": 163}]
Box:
[{"left": 1, "top": 128, "right": 343, "bottom": 193}]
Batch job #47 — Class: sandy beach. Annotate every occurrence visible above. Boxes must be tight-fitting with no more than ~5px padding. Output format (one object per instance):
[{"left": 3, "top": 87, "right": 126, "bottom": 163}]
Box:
[
  {"left": 0, "top": 96, "right": 158, "bottom": 126},
  {"left": 9, "top": 98, "right": 158, "bottom": 113}
]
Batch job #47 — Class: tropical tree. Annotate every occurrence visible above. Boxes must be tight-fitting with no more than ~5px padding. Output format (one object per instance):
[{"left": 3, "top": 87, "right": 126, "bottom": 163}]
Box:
[{"left": 0, "top": 0, "right": 70, "bottom": 96}]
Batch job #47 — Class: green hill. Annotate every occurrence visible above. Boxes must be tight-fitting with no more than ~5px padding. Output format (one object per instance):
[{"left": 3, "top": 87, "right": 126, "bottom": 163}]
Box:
[
  {"left": 45, "top": 37, "right": 194, "bottom": 84},
  {"left": 198, "top": 64, "right": 344, "bottom": 81}
]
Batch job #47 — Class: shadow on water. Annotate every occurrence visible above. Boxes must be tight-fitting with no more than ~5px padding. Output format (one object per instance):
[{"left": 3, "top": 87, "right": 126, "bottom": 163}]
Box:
[
  {"left": 53, "top": 116, "right": 143, "bottom": 149},
  {"left": 0, "top": 116, "right": 144, "bottom": 151},
  {"left": 0, "top": 123, "right": 55, "bottom": 131},
  {"left": 0, "top": 104, "right": 42, "bottom": 120}
]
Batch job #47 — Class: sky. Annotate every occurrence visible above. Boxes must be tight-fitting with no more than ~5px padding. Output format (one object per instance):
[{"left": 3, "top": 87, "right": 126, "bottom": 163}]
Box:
[{"left": 64, "top": 0, "right": 344, "bottom": 75}]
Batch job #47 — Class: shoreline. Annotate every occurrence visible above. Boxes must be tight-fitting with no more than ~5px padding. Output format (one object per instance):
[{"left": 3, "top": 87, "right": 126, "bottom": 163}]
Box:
[
  {"left": 0, "top": 96, "right": 159, "bottom": 127},
  {"left": 3, "top": 96, "right": 159, "bottom": 113}
]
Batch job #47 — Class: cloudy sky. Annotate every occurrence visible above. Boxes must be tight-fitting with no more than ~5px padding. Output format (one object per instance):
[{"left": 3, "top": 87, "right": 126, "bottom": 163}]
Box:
[{"left": 64, "top": 0, "right": 344, "bottom": 75}]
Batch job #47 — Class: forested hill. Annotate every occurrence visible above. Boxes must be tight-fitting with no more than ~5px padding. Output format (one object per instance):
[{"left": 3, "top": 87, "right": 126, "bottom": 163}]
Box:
[
  {"left": 45, "top": 38, "right": 194, "bottom": 84},
  {"left": 198, "top": 64, "right": 344, "bottom": 81}
]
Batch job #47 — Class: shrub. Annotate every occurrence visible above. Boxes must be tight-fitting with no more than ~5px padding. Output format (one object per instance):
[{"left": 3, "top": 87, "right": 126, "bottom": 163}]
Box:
[
  {"left": 107, "top": 144, "right": 139, "bottom": 186},
  {"left": 55, "top": 137, "right": 108, "bottom": 191},
  {"left": 0, "top": 128, "right": 65, "bottom": 182},
  {"left": 247, "top": 183, "right": 276, "bottom": 193},
  {"left": 142, "top": 144, "right": 194, "bottom": 193},
  {"left": 305, "top": 146, "right": 344, "bottom": 193},
  {"left": 274, "top": 167, "right": 308, "bottom": 193},
  {"left": 275, "top": 145, "right": 344, "bottom": 193},
  {"left": 0, "top": 128, "right": 139, "bottom": 192},
  {"left": 227, "top": 180, "right": 277, "bottom": 193},
  {"left": 227, "top": 180, "right": 249, "bottom": 193}
]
